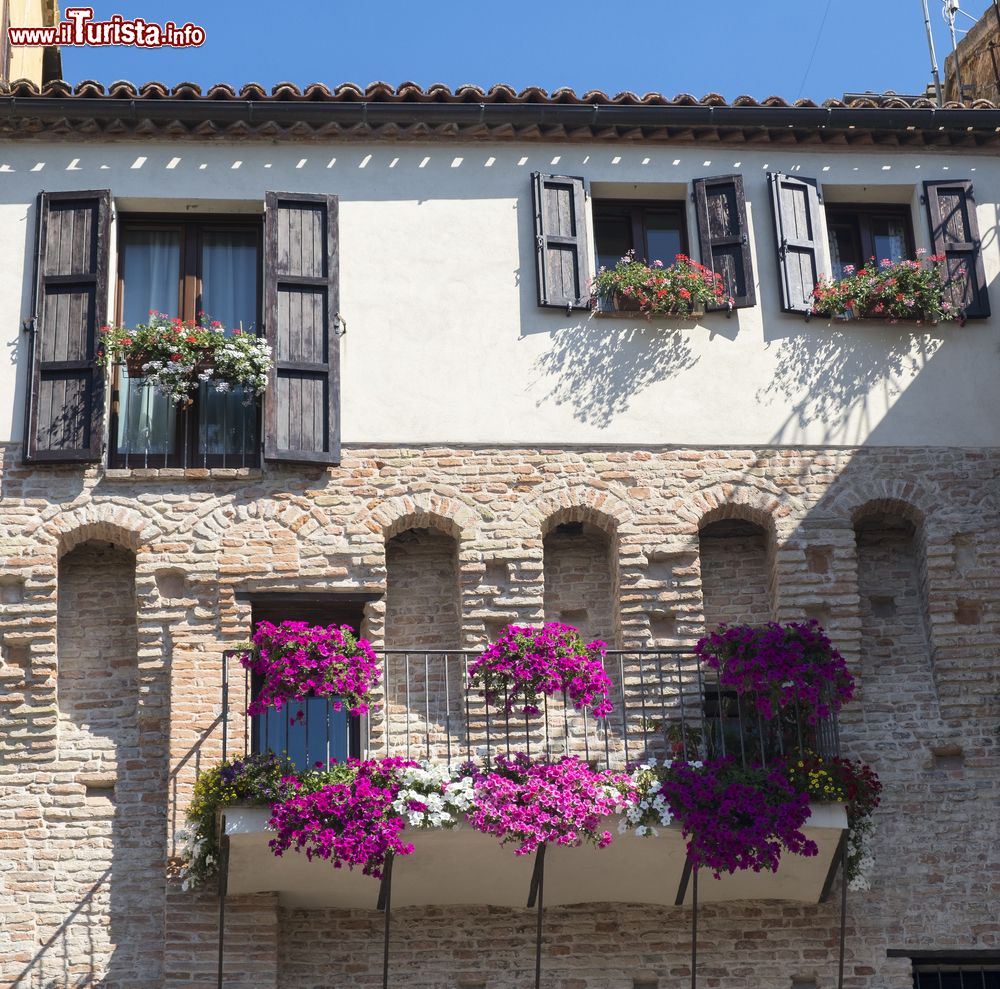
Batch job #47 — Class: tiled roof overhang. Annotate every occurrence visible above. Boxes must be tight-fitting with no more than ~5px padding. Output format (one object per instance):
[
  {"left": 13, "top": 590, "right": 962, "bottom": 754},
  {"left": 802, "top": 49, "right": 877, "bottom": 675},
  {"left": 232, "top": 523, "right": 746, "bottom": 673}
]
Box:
[{"left": 3, "top": 80, "right": 1000, "bottom": 147}]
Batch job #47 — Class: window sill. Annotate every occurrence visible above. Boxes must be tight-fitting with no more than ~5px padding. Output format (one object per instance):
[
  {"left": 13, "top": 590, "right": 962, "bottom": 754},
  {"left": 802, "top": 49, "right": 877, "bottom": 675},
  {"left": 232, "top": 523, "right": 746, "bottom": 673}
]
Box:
[
  {"left": 592, "top": 307, "right": 708, "bottom": 321},
  {"left": 806, "top": 311, "right": 952, "bottom": 327},
  {"left": 103, "top": 467, "right": 264, "bottom": 481}
]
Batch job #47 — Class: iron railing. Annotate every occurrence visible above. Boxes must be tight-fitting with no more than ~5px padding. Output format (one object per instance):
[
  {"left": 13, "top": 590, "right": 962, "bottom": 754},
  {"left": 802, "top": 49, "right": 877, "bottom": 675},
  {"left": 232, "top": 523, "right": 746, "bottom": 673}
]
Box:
[
  {"left": 221, "top": 648, "right": 840, "bottom": 773},
  {"left": 114, "top": 370, "right": 260, "bottom": 468}
]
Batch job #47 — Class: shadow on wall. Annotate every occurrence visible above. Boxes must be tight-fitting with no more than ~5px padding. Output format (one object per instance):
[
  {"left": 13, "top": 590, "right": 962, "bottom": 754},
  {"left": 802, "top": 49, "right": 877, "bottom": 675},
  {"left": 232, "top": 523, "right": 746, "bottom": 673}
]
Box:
[
  {"left": 13, "top": 541, "right": 165, "bottom": 988},
  {"left": 757, "top": 321, "right": 944, "bottom": 447},
  {"left": 531, "top": 318, "right": 699, "bottom": 428}
]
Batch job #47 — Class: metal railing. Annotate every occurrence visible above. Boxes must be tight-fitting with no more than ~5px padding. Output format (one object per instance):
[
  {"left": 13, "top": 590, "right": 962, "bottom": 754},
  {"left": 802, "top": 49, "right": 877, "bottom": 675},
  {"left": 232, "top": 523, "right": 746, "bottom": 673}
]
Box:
[
  {"left": 114, "top": 371, "right": 259, "bottom": 468},
  {"left": 222, "top": 648, "right": 840, "bottom": 773}
]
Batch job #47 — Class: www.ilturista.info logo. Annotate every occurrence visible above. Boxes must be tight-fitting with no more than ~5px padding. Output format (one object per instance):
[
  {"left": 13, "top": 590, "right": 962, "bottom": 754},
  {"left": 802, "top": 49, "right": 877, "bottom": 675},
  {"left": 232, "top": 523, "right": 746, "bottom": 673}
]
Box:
[{"left": 8, "top": 6, "right": 205, "bottom": 47}]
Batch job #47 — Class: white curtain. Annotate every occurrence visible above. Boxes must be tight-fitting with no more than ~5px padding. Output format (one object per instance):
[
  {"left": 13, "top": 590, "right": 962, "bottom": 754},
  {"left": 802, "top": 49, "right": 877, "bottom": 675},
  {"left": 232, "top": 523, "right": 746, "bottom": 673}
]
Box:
[
  {"left": 117, "top": 230, "right": 179, "bottom": 456},
  {"left": 199, "top": 230, "right": 259, "bottom": 456}
]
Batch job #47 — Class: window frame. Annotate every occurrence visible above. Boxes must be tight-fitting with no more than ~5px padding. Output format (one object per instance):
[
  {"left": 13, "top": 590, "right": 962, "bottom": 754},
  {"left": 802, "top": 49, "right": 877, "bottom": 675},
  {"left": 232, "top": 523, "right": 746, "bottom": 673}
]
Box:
[
  {"left": 592, "top": 198, "right": 690, "bottom": 271},
  {"left": 109, "top": 212, "right": 264, "bottom": 469},
  {"left": 824, "top": 202, "right": 916, "bottom": 276}
]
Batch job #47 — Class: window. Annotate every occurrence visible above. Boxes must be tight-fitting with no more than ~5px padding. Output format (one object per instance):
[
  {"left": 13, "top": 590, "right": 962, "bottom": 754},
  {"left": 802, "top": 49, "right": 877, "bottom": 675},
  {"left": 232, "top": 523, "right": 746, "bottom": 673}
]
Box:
[
  {"left": 111, "top": 216, "right": 262, "bottom": 468},
  {"left": 826, "top": 204, "right": 914, "bottom": 279},
  {"left": 913, "top": 964, "right": 1000, "bottom": 988},
  {"left": 768, "top": 172, "right": 989, "bottom": 317},
  {"left": 23, "top": 190, "right": 341, "bottom": 467},
  {"left": 593, "top": 200, "right": 688, "bottom": 273},
  {"left": 531, "top": 171, "right": 755, "bottom": 312},
  {"left": 249, "top": 598, "right": 365, "bottom": 771}
]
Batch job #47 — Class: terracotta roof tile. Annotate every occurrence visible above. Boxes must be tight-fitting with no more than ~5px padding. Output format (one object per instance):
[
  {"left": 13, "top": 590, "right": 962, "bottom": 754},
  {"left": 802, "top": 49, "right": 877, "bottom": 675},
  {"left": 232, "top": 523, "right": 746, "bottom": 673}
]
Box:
[{"left": 1, "top": 80, "right": 998, "bottom": 147}]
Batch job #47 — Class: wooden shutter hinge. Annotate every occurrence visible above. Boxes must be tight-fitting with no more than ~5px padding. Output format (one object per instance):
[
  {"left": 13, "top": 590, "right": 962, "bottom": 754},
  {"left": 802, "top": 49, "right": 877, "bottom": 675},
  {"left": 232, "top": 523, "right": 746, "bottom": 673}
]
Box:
[
  {"left": 334, "top": 312, "right": 347, "bottom": 338},
  {"left": 21, "top": 316, "right": 36, "bottom": 334}
]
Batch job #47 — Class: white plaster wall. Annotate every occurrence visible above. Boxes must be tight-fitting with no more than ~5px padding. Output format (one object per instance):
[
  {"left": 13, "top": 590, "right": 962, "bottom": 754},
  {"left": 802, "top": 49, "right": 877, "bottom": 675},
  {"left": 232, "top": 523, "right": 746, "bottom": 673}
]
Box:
[{"left": 0, "top": 140, "right": 998, "bottom": 448}]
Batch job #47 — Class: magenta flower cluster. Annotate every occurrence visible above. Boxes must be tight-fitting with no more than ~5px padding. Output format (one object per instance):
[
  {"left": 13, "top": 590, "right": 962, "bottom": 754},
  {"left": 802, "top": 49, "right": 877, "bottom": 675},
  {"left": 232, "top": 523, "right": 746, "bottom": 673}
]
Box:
[
  {"left": 659, "top": 759, "right": 817, "bottom": 876},
  {"left": 695, "top": 620, "right": 855, "bottom": 723},
  {"left": 464, "top": 754, "right": 631, "bottom": 855},
  {"left": 468, "top": 623, "right": 614, "bottom": 718},
  {"left": 240, "top": 620, "right": 382, "bottom": 718},
  {"left": 267, "top": 757, "right": 417, "bottom": 879}
]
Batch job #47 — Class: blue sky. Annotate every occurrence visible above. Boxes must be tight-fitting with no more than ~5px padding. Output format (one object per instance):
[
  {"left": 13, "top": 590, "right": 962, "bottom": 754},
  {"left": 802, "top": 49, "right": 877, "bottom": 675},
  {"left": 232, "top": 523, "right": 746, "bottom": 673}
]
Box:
[{"left": 57, "top": 0, "right": 996, "bottom": 103}]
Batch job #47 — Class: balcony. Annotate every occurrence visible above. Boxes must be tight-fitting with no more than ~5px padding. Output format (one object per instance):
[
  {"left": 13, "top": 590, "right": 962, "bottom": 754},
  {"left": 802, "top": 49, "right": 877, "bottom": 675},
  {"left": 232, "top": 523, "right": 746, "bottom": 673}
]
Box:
[{"left": 217, "top": 648, "right": 848, "bottom": 910}]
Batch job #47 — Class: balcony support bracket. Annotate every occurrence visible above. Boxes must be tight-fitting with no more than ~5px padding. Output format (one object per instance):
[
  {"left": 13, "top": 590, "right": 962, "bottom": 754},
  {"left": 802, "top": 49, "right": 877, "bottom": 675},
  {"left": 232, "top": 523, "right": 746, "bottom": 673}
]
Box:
[
  {"left": 377, "top": 851, "right": 394, "bottom": 989},
  {"left": 525, "top": 844, "right": 546, "bottom": 989},
  {"left": 690, "top": 865, "right": 698, "bottom": 989},
  {"left": 216, "top": 817, "right": 230, "bottom": 989}
]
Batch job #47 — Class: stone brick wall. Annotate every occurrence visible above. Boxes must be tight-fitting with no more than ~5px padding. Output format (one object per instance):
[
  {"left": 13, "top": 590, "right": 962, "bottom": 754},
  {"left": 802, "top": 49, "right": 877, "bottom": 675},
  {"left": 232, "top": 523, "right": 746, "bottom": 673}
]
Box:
[
  {"left": 543, "top": 521, "right": 616, "bottom": 644},
  {"left": 0, "top": 442, "right": 997, "bottom": 988},
  {"left": 698, "top": 519, "right": 774, "bottom": 628}
]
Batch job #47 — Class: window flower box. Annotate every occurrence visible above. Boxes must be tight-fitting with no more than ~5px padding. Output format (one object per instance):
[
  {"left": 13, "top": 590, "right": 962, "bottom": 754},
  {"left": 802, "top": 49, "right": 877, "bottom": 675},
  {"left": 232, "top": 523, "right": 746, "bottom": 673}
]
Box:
[
  {"left": 99, "top": 311, "right": 273, "bottom": 406},
  {"left": 591, "top": 251, "right": 730, "bottom": 319},
  {"left": 809, "top": 252, "right": 961, "bottom": 325}
]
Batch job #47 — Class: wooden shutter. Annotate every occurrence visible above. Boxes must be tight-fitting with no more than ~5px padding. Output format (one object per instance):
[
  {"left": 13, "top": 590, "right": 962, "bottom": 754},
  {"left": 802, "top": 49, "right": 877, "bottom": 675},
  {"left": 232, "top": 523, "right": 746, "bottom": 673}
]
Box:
[
  {"left": 23, "top": 190, "right": 110, "bottom": 463},
  {"left": 263, "top": 192, "right": 340, "bottom": 465},
  {"left": 532, "top": 172, "right": 590, "bottom": 309},
  {"left": 693, "top": 174, "right": 756, "bottom": 309},
  {"left": 924, "top": 180, "right": 990, "bottom": 319},
  {"left": 768, "top": 173, "right": 824, "bottom": 314}
]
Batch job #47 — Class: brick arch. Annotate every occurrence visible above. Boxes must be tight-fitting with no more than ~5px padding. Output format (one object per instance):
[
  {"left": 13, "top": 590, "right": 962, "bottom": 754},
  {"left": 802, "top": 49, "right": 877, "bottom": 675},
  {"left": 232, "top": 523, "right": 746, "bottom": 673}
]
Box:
[
  {"left": 369, "top": 493, "right": 478, "bottom": 543},
  {"left": 218, "top": 498, "right": 331, "bottom": 540},
  {"left": 516, "top": 484, "right": 632, "bottom": 538},
  {"left": 676, "top": 481, "right": 793, "bottom": 537},
  {"left": 43, "top": 504, "right": 155, "bottom": 558},
  {"left": 849, "top": 496, "right": 926, "bottom": 531},
  {"left": 825, "top": 477, "right": 935, "bottom": 529}
]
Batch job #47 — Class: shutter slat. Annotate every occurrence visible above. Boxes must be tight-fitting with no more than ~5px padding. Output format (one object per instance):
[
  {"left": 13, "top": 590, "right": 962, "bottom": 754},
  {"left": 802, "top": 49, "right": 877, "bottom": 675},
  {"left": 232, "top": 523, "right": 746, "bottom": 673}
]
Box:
[
  {"left": 264, "top": 192, "right": 340, "bottom": 465},
  {"left": 23, "top": 190, "right": 110, "bottom": 463},
  {"left": 693, "top": 174, "right": 756, "bottom": 309},
  {"left": 768, "top": 172, "right": 823, "bottom": 314},
  {"left": 532, "top": 172, "right": 590, "bottom": 309},
  {"left": 924, "top": 179, "right": 990, "bottom": 319}
]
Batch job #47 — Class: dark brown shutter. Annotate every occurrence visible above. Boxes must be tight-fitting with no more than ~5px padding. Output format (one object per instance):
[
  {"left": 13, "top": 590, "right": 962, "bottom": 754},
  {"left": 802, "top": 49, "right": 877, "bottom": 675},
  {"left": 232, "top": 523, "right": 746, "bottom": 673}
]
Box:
[
  {"left": 263, "top": 192, "right": 340, "bottom": 465},
  {"left": 768, "top": 172, "right": 823, "bottom": 314},
  {"left": 924, "top": 180, "right": 990, "bottom": 319},
  {"left": 692, "top": 174, "right": 756, "bottom": 309},
  {"left": 23, "top": 190, "right": 110, "bottom": 463},
  {"left": 532, "top": 172, "right": 590, "bottom": 309}
]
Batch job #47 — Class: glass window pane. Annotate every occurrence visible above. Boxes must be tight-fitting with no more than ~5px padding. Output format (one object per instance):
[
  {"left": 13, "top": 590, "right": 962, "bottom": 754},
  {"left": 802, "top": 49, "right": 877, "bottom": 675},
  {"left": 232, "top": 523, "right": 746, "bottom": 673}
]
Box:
[
  {"left": 199, "top": 230, "right": 259, "bottom": 457},
  {"left": 643, "top": 212, "right": 683, "bottom": 267},
  {"left": 594, "top": 212, "right": 634, "bottom": 273},
  {"left": 117, "top": 230, "right": 180, "bottom": 457},
  {"left": 872, "top": 215, "right": 908, "bottom": 264},
  {"left": 252, "top": 696, "right": 352, "bottom": 772},
  {"left": 828, "top": 225, "right": 860, "bottom": 280}
]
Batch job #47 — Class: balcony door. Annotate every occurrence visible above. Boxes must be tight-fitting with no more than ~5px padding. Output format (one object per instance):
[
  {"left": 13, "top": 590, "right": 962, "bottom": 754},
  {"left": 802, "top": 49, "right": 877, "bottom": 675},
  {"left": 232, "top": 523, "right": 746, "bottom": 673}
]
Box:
[
  {"left": 112, "top": 216, "right": 262, "bottom": 467},
  {"left": 249, "top": 599, "right": 366, "bottom": 770}
]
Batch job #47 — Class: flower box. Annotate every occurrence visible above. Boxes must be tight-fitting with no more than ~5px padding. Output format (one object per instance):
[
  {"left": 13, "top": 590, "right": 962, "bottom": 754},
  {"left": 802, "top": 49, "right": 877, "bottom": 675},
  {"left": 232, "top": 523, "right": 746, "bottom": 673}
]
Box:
[
  {"left": 591, "top": 251, "right": 731, "bottom": 320},
  {"left": 597, "top": 292, "right": 706, "bottom": 320},
  {"left": 809, "top": 254, "right": 960, "bottom": 325},
  {"left": 99, "top": 312, "right": 273, "bottom": 405}
]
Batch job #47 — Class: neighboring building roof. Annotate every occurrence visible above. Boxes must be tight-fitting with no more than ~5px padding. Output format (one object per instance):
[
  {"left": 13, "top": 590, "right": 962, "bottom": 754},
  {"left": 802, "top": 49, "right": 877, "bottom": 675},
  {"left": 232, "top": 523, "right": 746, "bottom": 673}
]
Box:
[{"left": 2, "top": 80, "right": 1000, "bottom": 146}]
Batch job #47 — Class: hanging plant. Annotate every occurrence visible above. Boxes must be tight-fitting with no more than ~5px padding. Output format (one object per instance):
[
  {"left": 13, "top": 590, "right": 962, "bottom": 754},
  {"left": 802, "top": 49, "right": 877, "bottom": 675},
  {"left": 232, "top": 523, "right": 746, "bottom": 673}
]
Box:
[
  {"left": 267, "top": 757, "right": 417, "bottom": 879},
  {"left": 239, "top": 620, "right": 382, "bottom": 717},
  {"left": 778, "top": 751, "right": 882, "bottom": 888},
  {"left": 464, "top": 753, "right": 632, "bottom": 855},
  {"left": 695, "top": 620, "right": 854, "bottom": 724},
  {"left": 468, "top": 622, "right": 614, "bottom": 718},
  {"left": 657, "top": 758, "right": 817, "bottom": 876},
  {"left": 98, "top": 311, "right": 272, "bottom": 405},
  {"left": 176, "top": 752, "right": 299, "bottom": 890}
]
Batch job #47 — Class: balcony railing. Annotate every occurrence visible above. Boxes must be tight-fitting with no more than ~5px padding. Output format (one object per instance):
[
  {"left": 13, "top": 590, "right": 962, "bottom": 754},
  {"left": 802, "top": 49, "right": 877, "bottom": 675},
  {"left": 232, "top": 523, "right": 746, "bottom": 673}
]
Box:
[{"left": 222, "top": 648, "right": 840, "bottom": 773}]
